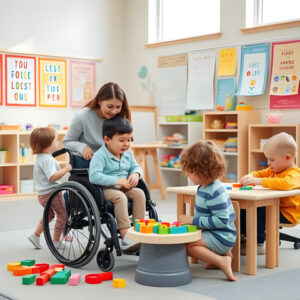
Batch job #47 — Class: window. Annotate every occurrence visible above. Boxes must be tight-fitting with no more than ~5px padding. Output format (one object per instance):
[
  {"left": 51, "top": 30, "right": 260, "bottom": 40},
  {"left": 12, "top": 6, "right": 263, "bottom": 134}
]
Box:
[
  {"left": 246, "top": 0, "right": 300, "bottom": 28},
  {"left": 148, "top": 0, "right": 220, "bottom": 44}
]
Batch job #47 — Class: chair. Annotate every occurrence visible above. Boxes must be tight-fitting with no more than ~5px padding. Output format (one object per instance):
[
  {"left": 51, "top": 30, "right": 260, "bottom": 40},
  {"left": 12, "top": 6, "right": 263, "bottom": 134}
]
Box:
[
  {"left": 42, "top": 148, "right": 159, "bottom": 272},
  {"left": 280, "top": 221, "right": 300, "bottom": 249}
]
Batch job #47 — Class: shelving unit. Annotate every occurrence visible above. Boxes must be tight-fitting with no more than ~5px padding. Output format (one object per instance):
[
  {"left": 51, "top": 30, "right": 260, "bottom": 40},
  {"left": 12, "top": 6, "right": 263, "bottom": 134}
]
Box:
[
  {"left": 0, "top": 130, "right": 67, "bottom": 201},
  {"left": 157, "top": 122, "right": 203, "bottom": 187},
  {"left": 248, "top": 124, "right": 300, "bottom": 173},
  {"left": 203, "top": 111, "right": 261, "bottom": 181}
]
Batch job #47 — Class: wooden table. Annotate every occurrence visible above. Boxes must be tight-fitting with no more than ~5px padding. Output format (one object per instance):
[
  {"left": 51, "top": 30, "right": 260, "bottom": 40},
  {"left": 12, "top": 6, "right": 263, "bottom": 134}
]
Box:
[
  {"left": 166, "top": 185, "right": 300, "bottom": 275},
  {"left": 131, "top": 143, "right": 167, "bottom": 199},
  {"left": 127, "top": 227, "right": 201, "bottom": 286}
]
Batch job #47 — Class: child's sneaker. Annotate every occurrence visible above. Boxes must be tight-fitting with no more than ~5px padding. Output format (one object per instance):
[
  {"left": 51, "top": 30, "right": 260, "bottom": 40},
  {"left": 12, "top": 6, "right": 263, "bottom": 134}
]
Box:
[
  {"left": 121, "top": 235, "right": 140, "bottom": 251},
  {"left": 27, "top": 233, "right": 42, "bottom": 249},
  {"left": 241, "top": 241, "right": 265, "bottom": 255},
  {"left": 53, "top": 241, "right": 70, "bottom": 250}
]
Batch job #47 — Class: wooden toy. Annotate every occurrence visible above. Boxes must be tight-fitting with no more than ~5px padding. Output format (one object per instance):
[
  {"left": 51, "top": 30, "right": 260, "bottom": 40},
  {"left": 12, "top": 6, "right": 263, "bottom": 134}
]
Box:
[
  {"left": 232, "top": 183, "right": 243, "bottom": 188},
  {"left": 7, "top": 262, "right": 21, "bottom": 271},
  {"left": 21, "top": 259, "right": 35, "bottom": 266},
  {"left": 69, "top": 273, "right": 81, "bottom": 286},
  {"left": 22, "top": 274, "right": 36, "bottom": 285},
  {"left": 240, "top": 186, "right": 253, "bottom": 190},
  {"left": 36, "top": 274, "right": 49, "bottom": 286},
  {"left": 50, "top": 270, "right": 71, "bottom": 284},
  {"left": 99, "top": 272, "right": 113, "bottom": 281},
  {"left": 85, "top": 274, "right": 102, "bottom": 284},
  {"left": 35, "top": 263, "right": 49, "bottom": 273},
  {"left": 113, "top": 278, "right": 126, "bottom": 288},
  {"left": 13, "top": 266, "right": 32, "bottom": 276}
]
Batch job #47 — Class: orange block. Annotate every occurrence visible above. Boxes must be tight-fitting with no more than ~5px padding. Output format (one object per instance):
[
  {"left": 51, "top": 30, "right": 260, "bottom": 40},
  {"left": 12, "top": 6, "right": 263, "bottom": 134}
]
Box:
[
  {"left": 232, "top": 183, "right": 243, "bottom": 188},
  {"left": 13, "top": 266, "right": 32, "bottom": 276}
]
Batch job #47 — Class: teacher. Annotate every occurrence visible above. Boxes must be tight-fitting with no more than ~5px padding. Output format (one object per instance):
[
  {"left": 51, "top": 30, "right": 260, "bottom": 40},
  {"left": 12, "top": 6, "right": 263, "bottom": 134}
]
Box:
[{"left": 63, "top": 82, "right": 131, "bottom": 168}]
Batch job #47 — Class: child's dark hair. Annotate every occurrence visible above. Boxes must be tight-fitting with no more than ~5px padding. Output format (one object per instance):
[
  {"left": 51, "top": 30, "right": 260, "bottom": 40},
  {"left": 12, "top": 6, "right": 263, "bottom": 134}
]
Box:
[
  {"left": 30, "top": 127, "right": 56, "bottom": 154},
  {"left": 102, "top": 116, "right": 133, "bottom": 139},
  {"left": 180, "top": 140, "right": 226, "bottom": 182}
]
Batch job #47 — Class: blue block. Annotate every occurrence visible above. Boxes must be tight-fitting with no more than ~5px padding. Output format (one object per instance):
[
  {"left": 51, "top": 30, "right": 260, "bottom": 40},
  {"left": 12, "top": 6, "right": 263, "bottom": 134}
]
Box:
[
  {"left": 170, "top": 227, "right": 179, "bottom": 234},
  {"left": 178, "top": 226, "right": 187, "bottom": 233}
]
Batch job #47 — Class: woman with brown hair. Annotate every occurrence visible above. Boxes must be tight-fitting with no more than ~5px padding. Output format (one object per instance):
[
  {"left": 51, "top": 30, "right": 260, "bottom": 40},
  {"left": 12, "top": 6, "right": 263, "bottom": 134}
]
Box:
[{"left": 63, "top": 82, "right": 131, "bottom": 168}]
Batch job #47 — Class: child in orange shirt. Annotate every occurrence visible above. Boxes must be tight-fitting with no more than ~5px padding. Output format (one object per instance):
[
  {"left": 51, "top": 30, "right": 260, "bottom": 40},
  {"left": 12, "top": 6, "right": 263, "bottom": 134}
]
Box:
[{"left": 240, "top": 132, "right": 300, "bottom": 254}]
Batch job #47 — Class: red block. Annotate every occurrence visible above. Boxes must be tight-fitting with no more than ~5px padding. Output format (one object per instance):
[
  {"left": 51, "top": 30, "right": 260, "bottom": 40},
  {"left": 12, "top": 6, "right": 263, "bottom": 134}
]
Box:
[
  {"left": 36, "top": 274, "right": 49, "bottom": 286},
  {"left": 30, "top": 266, "right": 40, "bottom": 274},
  {"left": 50, "top": 264, "right": 65, "bottom": 270},
  {"left": 35, "top": 264, "right": 49, "bottom": 273},
  {"left": 99, "top": 272, "right": 113, "bottom": 281},
  {"left": 232, "top": 183, "right": 243, "bottom": 188},
  {"left": 85, "top": 274, "right": 103, "bottom": 284},
  {"left": 41, "top": 268, "right": 56, "bottom": 280}
]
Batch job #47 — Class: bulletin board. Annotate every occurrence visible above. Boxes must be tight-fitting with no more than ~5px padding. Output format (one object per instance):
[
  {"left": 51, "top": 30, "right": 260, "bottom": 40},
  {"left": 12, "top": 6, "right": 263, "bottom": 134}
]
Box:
[{"left": 0, "top": 54, "right": 2, "bottom": 106}]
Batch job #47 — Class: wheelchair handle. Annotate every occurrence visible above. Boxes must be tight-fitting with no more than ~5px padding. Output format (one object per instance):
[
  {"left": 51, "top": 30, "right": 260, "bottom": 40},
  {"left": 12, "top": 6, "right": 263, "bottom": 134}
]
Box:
[{"left": 52, "top": 148, "right": 73, "bottom": 164}]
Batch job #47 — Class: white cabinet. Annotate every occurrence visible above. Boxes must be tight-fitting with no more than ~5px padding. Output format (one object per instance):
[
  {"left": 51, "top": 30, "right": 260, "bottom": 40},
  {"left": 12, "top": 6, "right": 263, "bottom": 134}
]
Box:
[{"left": 157, "top": 122, "right": 203, "bottom": 187}]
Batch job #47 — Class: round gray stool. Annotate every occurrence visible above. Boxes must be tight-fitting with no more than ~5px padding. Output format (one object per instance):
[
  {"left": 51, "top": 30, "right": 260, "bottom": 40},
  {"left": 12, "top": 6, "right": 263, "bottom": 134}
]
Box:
[{"left": 127, "top": 228, "right": 202, "bottom": 287}]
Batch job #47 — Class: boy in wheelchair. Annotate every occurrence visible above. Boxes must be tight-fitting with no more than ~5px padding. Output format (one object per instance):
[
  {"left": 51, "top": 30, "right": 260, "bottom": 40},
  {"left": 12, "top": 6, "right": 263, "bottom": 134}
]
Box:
[{"left": 89, "top": 116, "right": 145, "bottom": 251}]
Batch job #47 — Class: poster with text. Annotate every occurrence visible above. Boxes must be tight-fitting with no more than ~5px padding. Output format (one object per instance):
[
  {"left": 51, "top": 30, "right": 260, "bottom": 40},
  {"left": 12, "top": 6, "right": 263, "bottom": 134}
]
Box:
[
  {"left": 70, "top": 61, "right": 95, "bottom": 107},
  {"left": 217, "top": 48, "right": 236, "bottom": 76},
  {"left": 270, "top": 40, "right": 300, "bottom": 96},
  {"left": 39, "top": 58, "right": 67, "bottom": 107},
  {"left": 5, "top": 55, "right": 36, "bottom": 106},
  {"left": 216, "top": 78, "right": 236, "bottom": 110},
  {"left": 0, "top": 55, "right": 2, "bottom": 105},
  {"left": 237, "top": 44, "right": 269, "bottom": 96},
  {"left": 186, "top": 51, "right": 215, "bottom": 110},
  {"left": 270, "top": 40, "right": 300, "bottom": 109}
]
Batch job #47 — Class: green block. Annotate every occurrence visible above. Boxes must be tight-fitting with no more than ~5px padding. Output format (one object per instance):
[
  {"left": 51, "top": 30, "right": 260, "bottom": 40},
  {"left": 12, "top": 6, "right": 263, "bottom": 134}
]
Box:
[
  {"left": 21, "top": 259, "right": 35, "bottom": 266},
  {"left": 22, "top": 274, "right": 36, "bottom": 285},
  {"left": 239, "top": 186, "right": 253, "bottom": 190},
  {"left": 158, "top": 225, "right": 169, "bottom": 234},
  {"left": 187, "top": 225, "right": 197, "bottom": 232},
  {"left": 50, "top": 270, "right": 71, "bottom": 284}
]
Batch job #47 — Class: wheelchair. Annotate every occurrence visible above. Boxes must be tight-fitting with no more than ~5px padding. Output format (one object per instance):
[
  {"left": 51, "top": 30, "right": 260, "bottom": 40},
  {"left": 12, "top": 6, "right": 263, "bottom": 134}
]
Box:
[{"left": 42, "top": 148, "right": 159, "bottom": 272}]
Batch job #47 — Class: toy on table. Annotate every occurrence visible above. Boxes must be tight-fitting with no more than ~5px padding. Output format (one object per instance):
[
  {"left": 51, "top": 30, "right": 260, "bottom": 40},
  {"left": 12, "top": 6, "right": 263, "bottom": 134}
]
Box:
[
  {"left": 210, "top": 119, "right": 225, "bottom": 129},
  {"left": 235, "top": 102, "right": 253, "bottom": 111},
  {"left": 162, "top": 133, "right": 187, "bottom": 146},
  {"left": 134, "top": 219, "right": 197, "bottom": 234},
  {"left": 160, "top": 154, "right": 180, "bottom": 169}
]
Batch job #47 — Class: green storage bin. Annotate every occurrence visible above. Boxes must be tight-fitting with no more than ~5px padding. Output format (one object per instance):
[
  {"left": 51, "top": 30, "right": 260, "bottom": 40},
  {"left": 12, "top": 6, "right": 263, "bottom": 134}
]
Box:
[
  {"left": 164, "top": 115, "right": 181, "bottom": 122},
  {"left": 180, "top": 115, "right": 203, "bottom": 122}
]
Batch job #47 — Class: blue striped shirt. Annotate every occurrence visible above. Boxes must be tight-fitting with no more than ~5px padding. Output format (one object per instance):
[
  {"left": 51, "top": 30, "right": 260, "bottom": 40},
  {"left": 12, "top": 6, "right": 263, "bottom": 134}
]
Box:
[{"left": 192, "top": 180, "right": 237, "bottom": 248}]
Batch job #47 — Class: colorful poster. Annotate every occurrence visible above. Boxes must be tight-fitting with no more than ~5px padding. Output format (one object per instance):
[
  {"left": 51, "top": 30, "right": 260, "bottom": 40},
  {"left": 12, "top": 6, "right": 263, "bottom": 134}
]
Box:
[
  {"left": 217, "top": 48, "right": 236, "bottom": 76},
  {"left": 0, "top": 54, "right": 2, "bottom": 105},
  {"left": 5, "top": 55, "right": 36, "bottom": 107},
  {"left": 186, "top": 51, "right": 215, "bottom": 110},
  {"left": 157, "top": 54, "right": 188, "bottom": 115},
  {"left": 270, "top": 40, "right": 300, "bottom": 96},
  {"left": 237, "top": 44, "right": 269, "bottom": 96},
  {"left": 216, "top": 78, "right": 236, "bottom": 111},
  {"left": 70, "top": 61, "right": 95, "bottom": 107},
  {"left": 39, "top": 58, "right": 67, "bottom": 107}
]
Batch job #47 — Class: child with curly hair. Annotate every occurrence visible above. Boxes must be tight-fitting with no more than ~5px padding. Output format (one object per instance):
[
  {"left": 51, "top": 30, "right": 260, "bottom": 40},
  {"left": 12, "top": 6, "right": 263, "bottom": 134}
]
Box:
[{"left": 178, "top": 140, "right": 237, "bottom": 281}]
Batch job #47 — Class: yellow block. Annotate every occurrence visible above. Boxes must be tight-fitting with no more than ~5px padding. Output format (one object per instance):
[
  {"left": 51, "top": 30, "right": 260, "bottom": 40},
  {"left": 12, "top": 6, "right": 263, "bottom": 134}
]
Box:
[
  {"left": 7, "top": 262, "right": 21, "bottom": 271},
  {"left": 113, "top": 278, "right": 126, "bottom": 288},
  {"left": 55, "top": 268, "right": 64, "bottom": 272}
]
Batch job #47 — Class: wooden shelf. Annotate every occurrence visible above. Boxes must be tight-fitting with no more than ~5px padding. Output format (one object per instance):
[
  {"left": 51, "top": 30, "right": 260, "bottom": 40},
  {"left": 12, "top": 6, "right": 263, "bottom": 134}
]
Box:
[{"left": 160, "top": 167, "right": 182, "bottom": 172}]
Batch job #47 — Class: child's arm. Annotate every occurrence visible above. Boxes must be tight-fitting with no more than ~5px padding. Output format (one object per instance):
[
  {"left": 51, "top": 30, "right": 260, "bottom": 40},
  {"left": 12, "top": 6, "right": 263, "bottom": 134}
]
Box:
[
  {"left": 49, "top": 164, "right": 72, "bottom": 182},
  {"left": 261, "top": 173, "right": 300, "bottom": 190},
  {"left": 240, "top": 168, "right": 271, "bottom": 185},
  {"left": 127, "top": 151, "right": 143, "bottom": 188}
]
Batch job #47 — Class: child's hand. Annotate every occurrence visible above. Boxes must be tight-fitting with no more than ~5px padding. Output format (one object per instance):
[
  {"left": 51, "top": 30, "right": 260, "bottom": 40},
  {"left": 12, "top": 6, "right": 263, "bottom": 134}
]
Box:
[
  {"left": 65, "top": 164, "right": 72, "bottom": 172},
  {"left": 117, "top": 178, "right": 131, "bottom": 189},
  {"left": 178, "top": 215, "right": 194, "bottom": 225},
  {"left": 243, "top": 177, "right": 262, "bottom": 186},
  {"left": 82, "top": 145, "right": 94, "bottom": 160},
  {"left": 127, "top": 173, "right": 139, "bottom": 188},
  {"left": 240, "top": 174, "right": 254, "bottom": 185}
]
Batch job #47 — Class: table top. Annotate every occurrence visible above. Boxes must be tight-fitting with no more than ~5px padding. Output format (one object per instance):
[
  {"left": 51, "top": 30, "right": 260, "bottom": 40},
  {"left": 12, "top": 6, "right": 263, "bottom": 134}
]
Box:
[
  {"left": 126, "top": 227, "right": 202, "bottom": 244},
  {"left": 166, "top": 185, "right": 300, "bottom": 200},
  {"left": 131, "top": 143, "right": 168, "bottom": 149}
]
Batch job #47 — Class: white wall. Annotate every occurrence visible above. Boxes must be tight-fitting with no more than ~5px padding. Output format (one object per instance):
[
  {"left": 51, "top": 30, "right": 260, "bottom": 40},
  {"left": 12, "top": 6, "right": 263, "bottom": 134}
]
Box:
[
  {"left": 0, "top": 0, "right": 126, "bottom": 128},
  {"left": 123, "top": 0, "right": 300, "bottom": 124}
]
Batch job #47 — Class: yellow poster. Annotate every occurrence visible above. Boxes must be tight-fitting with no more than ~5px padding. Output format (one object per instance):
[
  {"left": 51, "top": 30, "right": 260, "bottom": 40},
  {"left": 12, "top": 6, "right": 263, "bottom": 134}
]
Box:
[
  {"left": 217, "top": 48, "right": 236, "bottom": 76},
  {"left": 39, "top": 58, "right": 67, "bottom": 107}
]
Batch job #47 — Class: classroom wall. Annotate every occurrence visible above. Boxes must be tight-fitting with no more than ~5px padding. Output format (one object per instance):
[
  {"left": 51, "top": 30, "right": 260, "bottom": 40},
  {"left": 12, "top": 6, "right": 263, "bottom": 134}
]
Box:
[
  {"left": 123, "top": 0, "right": 300, "bottom": 123},
  {"left": 0, "top": 0, "right": 127, "bottom": 128}
]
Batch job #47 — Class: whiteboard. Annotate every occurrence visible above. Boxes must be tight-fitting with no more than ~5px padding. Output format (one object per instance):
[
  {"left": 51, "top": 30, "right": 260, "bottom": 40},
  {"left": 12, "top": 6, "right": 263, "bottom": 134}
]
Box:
[{"left": 131, "top": 111, "right": 156, "bottom": 143}]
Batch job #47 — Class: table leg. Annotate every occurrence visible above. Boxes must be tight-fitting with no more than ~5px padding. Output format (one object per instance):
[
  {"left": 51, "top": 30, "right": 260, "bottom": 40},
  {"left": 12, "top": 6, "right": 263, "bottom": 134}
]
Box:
[
  {"left": 275, "top": 198, "right": 280, "bottom": 267},
  {"left": 246, "top": 204, "right": 257, "bottom": 275},
  {"left": 265, "top": 198, "right": 276, "bottom": 268},
  {"left": 151, "top": 149, "right": 166, "bottom": 199},
  {"left": 177, "top": 194, "right": 184, "bottom": 219}
]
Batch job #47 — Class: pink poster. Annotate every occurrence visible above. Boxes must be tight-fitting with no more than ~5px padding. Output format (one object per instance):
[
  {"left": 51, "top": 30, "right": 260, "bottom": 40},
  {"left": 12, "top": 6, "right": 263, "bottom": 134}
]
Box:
[
  {"left": 0, "top": 54, "right": 2, "bottom": 105},
  {"left": 270, "top": 40, "right": 300, "bottom": 109}
]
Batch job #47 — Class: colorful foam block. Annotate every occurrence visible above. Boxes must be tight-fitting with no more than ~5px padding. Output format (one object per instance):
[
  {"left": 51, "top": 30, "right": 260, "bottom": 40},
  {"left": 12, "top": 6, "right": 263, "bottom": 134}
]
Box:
[
  {"left": 85, "top": 274, "right": 102, "bottom": 284},
  {"left": 7, "top": 262, "right": 21, "bottom": 271},
  {"left": 226, "top": 186, "right": 232, "bottom": 190},
  {"left": 158, "top": 226, "right": 169, "bottom": 234},
  {"left": 50, "top": 270, "right": 71, "bottom": 284},
  {"left": 69, "top": 273, "right": 81, "bottom": 286},
  {"left": 178, "top": 226, "right": 188, "bottom": 233},
  {"left": 35, "top": 263, "right": 49, "bottom": 273},
  {"left": 50, "top": 264, "right": 65, "bottom": 270},
  {"left": 113, "top": 278, "right": 126, "bottom": 288},
  {"left": 99, "top": 272, "right": 113, "bottom": 281},
  {"left": 240, "top": 186, "right": 253, "bottom": 190},
  {"left": 36, "top": 274, "right": 49, "bottom": 286},
  {"left": 22, "top": 274, "right": 36, "bottom": 285},
  {"left": 30, "top": 266, "right": 40, "bottom": 274},
  {"left": 170, "top": 227, "right": 179, "bottom": 234},
  {"left": 187, "top": 225, "right": 197, "bottom": 232},
  {"left": 41, "top": 268, "right": 57, "bottom": 280},
  {"left": 232, "top": 183, "right": 243, "bottom": 188},
  {"left": 13, "top": 266, "right": 32, "bottom": 276},
  {"left": 21, "top": 259, "right": 35, "bottom": 266}
]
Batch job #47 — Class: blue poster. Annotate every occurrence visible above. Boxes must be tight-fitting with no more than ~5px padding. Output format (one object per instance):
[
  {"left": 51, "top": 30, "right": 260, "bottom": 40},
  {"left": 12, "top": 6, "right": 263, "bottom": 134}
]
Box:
[
  {"left": 237, "top": 43, "right": 269, "bottom": 96},
  {"left": 216, "top": 77, "right": 236, "bottom": 110}
]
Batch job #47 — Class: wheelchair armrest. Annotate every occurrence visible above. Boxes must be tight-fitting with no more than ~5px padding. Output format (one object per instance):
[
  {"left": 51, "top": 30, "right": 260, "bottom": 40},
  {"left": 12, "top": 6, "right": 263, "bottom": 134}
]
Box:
[{"left": 70, "top": 168, "right": 89, "bottom": 176}]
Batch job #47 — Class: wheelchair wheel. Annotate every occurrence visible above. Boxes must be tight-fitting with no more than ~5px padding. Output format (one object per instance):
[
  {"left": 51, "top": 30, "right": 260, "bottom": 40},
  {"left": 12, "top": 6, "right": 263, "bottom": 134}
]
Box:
[
  {"left": 43, "top": 181, "right": 101, "bottom": 268},
  {"left": 96, "top": 250, "right": 115, "bottom": 272}
]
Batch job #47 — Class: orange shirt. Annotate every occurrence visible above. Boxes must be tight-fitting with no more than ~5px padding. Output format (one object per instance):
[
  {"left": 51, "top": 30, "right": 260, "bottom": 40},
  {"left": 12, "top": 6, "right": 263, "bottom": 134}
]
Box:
[{"left": 251, "top": 167, "right": 300, "bottom": 224}]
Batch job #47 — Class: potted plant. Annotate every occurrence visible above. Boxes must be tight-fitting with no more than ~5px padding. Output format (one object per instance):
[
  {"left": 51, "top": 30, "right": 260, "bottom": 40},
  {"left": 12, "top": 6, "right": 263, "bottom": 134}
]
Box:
[{"left": 0, "top": 148, "right": 8, "bottom": 163}]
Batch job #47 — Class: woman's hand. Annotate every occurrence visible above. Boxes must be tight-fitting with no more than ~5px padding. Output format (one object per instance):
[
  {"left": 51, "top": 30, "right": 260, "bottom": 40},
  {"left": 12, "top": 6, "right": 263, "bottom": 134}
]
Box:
[
  {"left": 178, "top": 215, "right": 194, "bottom": 225},
  {"left": 82, "top": 145, "right": 94, "bottom": 160},
  {"left": 128, "top": 173, "right": 139, "bottom": 188}
]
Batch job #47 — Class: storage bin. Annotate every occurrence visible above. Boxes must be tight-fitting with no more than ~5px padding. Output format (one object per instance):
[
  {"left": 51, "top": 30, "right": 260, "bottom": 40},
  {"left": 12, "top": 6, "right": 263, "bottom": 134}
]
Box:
[
  {"left": 164, "top": 115, "right": 181, "bottom": 122},
  {"left": 0, "top": 185, "right": 14, "bottom": 194},
  {"left": 0, "top": 150, "right": 8, "bottom": 163},
  {"left": 180, "top": 115, "right": 203, "bottom": 122},
  {"left": 20, "top": 179, "right": 35, "bottom": 194}
]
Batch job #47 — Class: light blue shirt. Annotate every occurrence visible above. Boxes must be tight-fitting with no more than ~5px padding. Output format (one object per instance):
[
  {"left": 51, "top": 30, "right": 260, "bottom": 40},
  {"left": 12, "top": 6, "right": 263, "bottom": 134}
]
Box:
[
  {"left": 34, "top": 154, "right": 61, "bottom": 195},
  {"left": 89, "top": 144, "right": 143, "bottom": 186}
]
